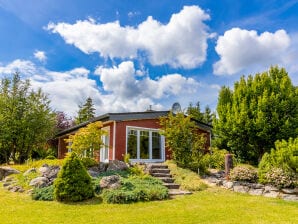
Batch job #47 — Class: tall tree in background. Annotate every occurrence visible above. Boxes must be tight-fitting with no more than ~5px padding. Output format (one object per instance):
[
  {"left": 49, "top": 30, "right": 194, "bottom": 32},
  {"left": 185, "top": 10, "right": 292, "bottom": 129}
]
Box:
[
  {"left": 56, "top": 111, "right": 74, "bottom": 132},
  {"left": 75, "top": 97, "right": 95, "bottom": 124},
  {"left": 186, "top": 102, "right": 204, "bottom": 122},
  {"left": 214, "top": 66, "right": 297, "bottom": 164},
  {"left": 0, "top": 73, "right": 56, "bottom": 164}
]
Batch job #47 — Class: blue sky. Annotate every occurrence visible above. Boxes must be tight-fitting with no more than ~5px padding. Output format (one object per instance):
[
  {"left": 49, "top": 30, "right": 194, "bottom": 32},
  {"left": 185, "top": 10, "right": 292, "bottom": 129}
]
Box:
[{"left": 0, "top": 0, "right": 297, "bottom": 116}]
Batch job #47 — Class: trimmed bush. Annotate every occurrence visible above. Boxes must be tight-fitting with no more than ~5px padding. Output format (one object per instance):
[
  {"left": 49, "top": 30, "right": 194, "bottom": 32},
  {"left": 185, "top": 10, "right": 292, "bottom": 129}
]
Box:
[
  {"left": 102, "top": 176, "right": 168, "bottom": 204},
  {"left": 32, "top": 185, "right": 54, "bottom": 201},
  {"left": 54, "top": 153, "right": 94, "bottom": 202},
  {"left": 80, "top": 157, "right": 98, "bottom": 168},
  {"left": 230, "top": 165, "right": 258, "bottom": 183},
  {"left": 264, "top": 168, "right": 297, "bottom": 189}
]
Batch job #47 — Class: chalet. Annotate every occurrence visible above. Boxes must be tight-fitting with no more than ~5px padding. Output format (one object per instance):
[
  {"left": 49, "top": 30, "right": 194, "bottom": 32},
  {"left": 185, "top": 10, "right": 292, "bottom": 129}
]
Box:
[{"left": 56, "top": 110, "right": 212, "bottom": 163}]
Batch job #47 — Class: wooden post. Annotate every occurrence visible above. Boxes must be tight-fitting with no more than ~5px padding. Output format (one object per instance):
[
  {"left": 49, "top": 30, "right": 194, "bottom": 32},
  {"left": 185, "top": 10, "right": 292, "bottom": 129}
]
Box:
[{"left": 225, "top": 154, "right": 233, "bottom": 180}]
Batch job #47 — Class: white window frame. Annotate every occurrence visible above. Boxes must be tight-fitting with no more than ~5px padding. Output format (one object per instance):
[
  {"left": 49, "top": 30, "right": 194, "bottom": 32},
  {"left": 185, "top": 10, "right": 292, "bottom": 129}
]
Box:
[
  {"left": 100, "top": 127, "right": 110, "bottom": 163},
  {"left": 126, "top": 126, "right": 165, "bottom": 163}
]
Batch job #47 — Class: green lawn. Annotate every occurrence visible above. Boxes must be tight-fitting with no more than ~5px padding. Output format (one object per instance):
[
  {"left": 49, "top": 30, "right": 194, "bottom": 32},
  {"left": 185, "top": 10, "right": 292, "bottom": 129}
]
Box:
[{"left": 0, "top": 186, "right": 297, "bottom": 224}]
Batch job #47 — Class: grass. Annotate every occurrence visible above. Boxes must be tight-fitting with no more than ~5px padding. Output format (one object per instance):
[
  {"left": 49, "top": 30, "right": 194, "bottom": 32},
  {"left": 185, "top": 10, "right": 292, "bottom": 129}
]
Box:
[
  {"left": 165, "top": 160, "right": 208, "bottom": 191},
  {"left": 0, "top": 186, "right": 297, "bottom": 224}
]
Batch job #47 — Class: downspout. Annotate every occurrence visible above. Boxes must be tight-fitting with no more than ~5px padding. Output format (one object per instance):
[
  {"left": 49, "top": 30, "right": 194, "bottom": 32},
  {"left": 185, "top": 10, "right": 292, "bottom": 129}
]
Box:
[{"left": 113, "top": 121, "right": 116, "bottom": 160}]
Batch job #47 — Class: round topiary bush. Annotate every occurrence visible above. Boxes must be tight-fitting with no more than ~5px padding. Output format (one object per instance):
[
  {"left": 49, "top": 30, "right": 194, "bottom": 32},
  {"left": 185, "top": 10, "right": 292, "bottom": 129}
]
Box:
[
  {"left": 230, "top": 165, "right": 258, "bottom": 183},
  {"left": 264, "top": 168, "right": 297, "bottom": 189},
  {"left": 54, "top": 153, "right": 94, "bottom": 202}
]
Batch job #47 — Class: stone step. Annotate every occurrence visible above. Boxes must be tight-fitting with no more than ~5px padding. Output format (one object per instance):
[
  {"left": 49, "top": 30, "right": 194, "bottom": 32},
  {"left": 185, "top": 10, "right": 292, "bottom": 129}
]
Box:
[
  {"left": 151, "top": 169, "right": 170, "bottom": 174},
  {"left": 158, "top": 177, "right": 174, "bottom": 183},
  {"left": 151, "top": 173, "right": 172, "bottom": 178},
  {"left": 149, "top": 164, "right": 168, "bottom": 169},
  {"left": 163, "top": 183, "right": 180, "bottom": 189},
  {"left": 168, "top": 189, "right": 192, "bottom": 197}
]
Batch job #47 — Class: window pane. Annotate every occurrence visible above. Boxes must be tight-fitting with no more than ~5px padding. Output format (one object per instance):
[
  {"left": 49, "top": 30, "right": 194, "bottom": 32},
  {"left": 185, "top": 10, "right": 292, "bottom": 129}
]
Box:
[
  {"left": 140, "top": 130, "right": 149, "bottom": 159},
  {"left": 152, "top": 132, "right": 161, "bottom": 159},
  {"left": 127, "top": 129, "right": 137, "bottom": 159},
  {"left": 104, "top": 135, "right": 109, "bottom": 160}
]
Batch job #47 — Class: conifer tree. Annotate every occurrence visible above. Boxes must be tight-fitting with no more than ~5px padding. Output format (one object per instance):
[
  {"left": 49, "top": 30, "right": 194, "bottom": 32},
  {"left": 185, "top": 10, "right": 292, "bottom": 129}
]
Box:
[
  {"left": 75, "top": 97, "right": 96, "bottom": 124},
  {"left": 214, "top": 66, "right": 297, "bottom": 164}
]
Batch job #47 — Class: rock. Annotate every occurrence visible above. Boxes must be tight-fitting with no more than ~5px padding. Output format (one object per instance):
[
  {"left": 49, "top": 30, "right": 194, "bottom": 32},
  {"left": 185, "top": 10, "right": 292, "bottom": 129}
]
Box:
[
  {"left": 99, "top": 162, "right": 108, "bottom": 172},
  {"left": 264, "top": 185, "right": 279, "bottom": 192},
  {"left": 280, "top": 194, "right": 298, "bottom": 201},
  {"left": 23, "top": 168, "right": 37, "bottom": 176},
  {"left": 39, "top": 165, "right": 60, "bottom": 185},
  {"left": 248, "top": 188, "right": 264, "bottom": 196},
  {"left": 88, "top": 170, "right": 100, "bottom": 177},
  {"left": 3, "top": 176, "right": 14, "bottom": 182},
  {"left": 0, "top": 167, "right": 20, "bottom": 180},
  {"left": 223, "top": 181, "right": 234, "bottom": 189},
  {"left": 233, "top": 185, "right": 249, "bottom": 193},
  {"left": 29, "top": 177, "right": 49, "bottom": 188},
  {"left": 100, "top": 175, "right": 121, "bottom": 189},
  {"left": 106, "top": 160, "right": 128, "bottom": 172},
  {"left": 3, "top": 182, "right": 12, "bottom": 187},
  {"left": 263, "top": 191, "right": 279, "bottom": 198},
  {"left": 38, "top": 164, "right": 50, "bottom": 175},
  {"left": 8, "top": 185, "right": 24, "bottom": 193},
  {"left": 216, "top": 179, "right": 223, "bottom": 186},
  {"left": 251, "top": 183, "right": 264, "bottom": 189},
  {"left": 281, "top": 188, "right": 298, "bottom": 194}
]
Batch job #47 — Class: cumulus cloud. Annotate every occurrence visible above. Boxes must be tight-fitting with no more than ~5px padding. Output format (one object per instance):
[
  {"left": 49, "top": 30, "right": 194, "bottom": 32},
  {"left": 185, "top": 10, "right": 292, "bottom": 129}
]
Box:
[
  {"left": 213, "top": 28, "right": 290, "bottom": 75},
  {"left": 0, "top": 60, "right": 209, "bottom": 116},
  {"left": 34, "top": 50, "right": 47, "bottom": 62},
  {"left": 47, "top": 5, "right": 210, "bottom": 68}
]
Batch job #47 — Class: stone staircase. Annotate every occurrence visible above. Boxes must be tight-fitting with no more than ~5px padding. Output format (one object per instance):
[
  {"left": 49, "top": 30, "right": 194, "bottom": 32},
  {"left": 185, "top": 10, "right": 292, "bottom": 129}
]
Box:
[{"left": 146, "top": 163, "right": 191, "bottom": 197}]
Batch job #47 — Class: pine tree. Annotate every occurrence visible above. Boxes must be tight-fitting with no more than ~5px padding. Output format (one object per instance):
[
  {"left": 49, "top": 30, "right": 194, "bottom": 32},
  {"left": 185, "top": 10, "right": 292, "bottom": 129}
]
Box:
[{"left": 75, "top": 97, "right": 96, "bottom": 124}]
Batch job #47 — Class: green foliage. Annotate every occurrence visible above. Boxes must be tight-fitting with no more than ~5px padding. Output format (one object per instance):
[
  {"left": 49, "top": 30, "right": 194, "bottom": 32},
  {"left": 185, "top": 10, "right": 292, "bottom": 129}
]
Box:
[
  {"left": 32, "top": 185, "right": 54, "bottom": 201},
  {"left": 45, "top": 155, "right": 56, "bottom": 160},
  {"left": 75, "top": 97, "right": 96, "bottom": 124},
  {"left": 160, "top": 112, "right": 207, "bottom": 170},
  {"left": 80, "top": 157, "right": 98, "bottom": 168},
  {"left": 0, "top": 73, "right": 56, "bottom": 164},
  {"left": 230, "top": 165, "right": 258, "bottom": 183},
  {"left": 258, "top": 137, "right": 298, "bottom": 184},
  {"left": 12, "top": 171, "right": 39, "bottom": 190},
  {"left": 186, "top": 102, "right": 214, "bottom": 125},
  {"left": 165, "top": 160, "right": 208, "bottom": 191},
  {"left": 264, "top": 168, "right": 297, "bottom": 189},
  {"left": 65, "top": 121, "right": 106, "bottom": 158},
  {"left": 54, "top": 152, "right": 94, "bottom": 202},
  {"left": 201, "top": 148, "right": 228, "bottom": 170},
  {"left": 102, "top": 176, "right": 168, "bottom": 204},
  {"left": 214, "top": 66, "right": 298, "bottom": 164},
  {"left": 123, "top": 153, "right": 130, "bottom": 163}
]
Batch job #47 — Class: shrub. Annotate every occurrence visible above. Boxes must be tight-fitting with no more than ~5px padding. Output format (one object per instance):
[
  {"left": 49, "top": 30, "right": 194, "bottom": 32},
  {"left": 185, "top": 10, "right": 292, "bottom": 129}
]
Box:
[
  {"left": 54, "top": 152, "right": 94, "bottom": 202},
  {"left": 264, "top": 168, "right": 297, "bottom": 189},
  {"left": 230, "top": 165, "right": 258, "bottom": 182},
  {"left": 80, "top": 157, "right": 98, "bottom": 168},
  {"left": 102, "top": 176, "right": 168, "bottom": 204},
  {"left": 32, "top": 185, "right": 54, "bottom": 201},
  {"left": 45, "top": 155, "right": 56, "bottom": 160},
  {"left": 258, "top": 138, "right": 298, "bottom": 184},
  {"left": 200, "top": 148, "right": 229, "bottom": 171}
]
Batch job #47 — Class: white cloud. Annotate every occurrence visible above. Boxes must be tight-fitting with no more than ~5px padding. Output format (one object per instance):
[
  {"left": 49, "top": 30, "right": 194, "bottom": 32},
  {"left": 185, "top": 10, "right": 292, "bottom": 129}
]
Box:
[
  {"left": 1, "top": 60, "right": 211, "bottom": 116},
  {"left": 47, "top": 6, "right": 210, "bottom": 68},
  {"left": 213, "top": 28, "right": 290, "bottom": 75},
  {"left": 34, "top": 50, "right": 47, "bottom": 62}
]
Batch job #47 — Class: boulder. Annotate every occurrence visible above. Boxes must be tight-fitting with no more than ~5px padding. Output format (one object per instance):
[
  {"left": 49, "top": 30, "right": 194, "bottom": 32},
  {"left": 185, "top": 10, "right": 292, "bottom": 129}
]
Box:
[
  {"left": 106, "top": 160, "right": 128, "bottom": 172},
  {"left": 0, "top": 167, "right": 20, "bottom": 180},
  {"left": 280, "top": 194, "right": 298, "bottom": 201},
  {"left": 233, "top": 185, "right": 249, "bottom": 193},
  {"left": 39, "top": 165, "right": 60, "bottom": 185},
  {"left": 8, "top": 185, "right": 25, "bottom": 193},
  {"left": 248, "top": 188, "right": 264, "bottom": 196},
  {"left": 263, "top": 191, "right": 279, "bottom": 198},
  {"left": 29, "top": 177, "right": 49, "bottom": 188},
  {"left": 100, "top": 175, "right": 121, "bottom": 189},
  {"left": 281, "top": 188, "right": 298, "bottom": 194},
  {"left": 223, "top": 181, "right": 234, "bottom": 189},
  {"left": 23, "top": 168, "right": 37, "bottom": 176}
]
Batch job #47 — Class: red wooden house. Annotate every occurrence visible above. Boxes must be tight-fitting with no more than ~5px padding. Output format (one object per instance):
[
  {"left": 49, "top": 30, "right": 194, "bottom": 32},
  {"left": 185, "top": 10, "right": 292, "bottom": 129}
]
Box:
[{"left": 56, "top": 110, "right": 212, "bottom": 163}]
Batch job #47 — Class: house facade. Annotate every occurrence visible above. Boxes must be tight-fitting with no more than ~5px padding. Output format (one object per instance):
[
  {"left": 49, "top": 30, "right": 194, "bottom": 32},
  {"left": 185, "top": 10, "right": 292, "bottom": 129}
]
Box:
[{"left": 56, "top": 110, "right": 212, "bottom": 163}]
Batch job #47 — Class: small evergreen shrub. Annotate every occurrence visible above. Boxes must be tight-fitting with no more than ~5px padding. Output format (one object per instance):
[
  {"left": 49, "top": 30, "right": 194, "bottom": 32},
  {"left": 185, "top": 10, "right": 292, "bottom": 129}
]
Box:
[
  {"left": 101, "top": 176, "right": 168, "bottom": 204},
  {"left": 54, "top": 153, "right": 94, "bottom": 202},
  {"left": 80, "top": 157, "right": 98, "bottom": 168},
  {"left": 264, "top": 168, "right": 297, "bottom": 189},
  {"left": 230, "top": 165, "right": 258, "bottom": 182},
  {"left": 258, "top": 138, "right": 298, "bottom": 184},
  {"left": 32, "top": 185, "right": 54, "bottom": 201}
]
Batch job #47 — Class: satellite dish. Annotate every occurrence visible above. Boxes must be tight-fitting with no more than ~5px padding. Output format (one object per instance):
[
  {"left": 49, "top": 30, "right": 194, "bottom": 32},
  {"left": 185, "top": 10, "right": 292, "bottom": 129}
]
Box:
[{"left": 171, "top": 102, "right": 181, "bottom": 114}]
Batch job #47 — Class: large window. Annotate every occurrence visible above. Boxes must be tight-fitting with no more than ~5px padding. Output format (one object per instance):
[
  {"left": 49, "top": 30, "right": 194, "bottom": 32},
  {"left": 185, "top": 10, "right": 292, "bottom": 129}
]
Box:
[{"left": 126, "top": 127, "right": 164, "bottom": 161}]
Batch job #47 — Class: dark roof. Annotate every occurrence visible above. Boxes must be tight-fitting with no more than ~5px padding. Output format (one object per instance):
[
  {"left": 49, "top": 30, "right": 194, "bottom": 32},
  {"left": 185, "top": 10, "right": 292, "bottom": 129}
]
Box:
[{"left": 56, "top": 110, "right": 212, "bottom": 137}]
